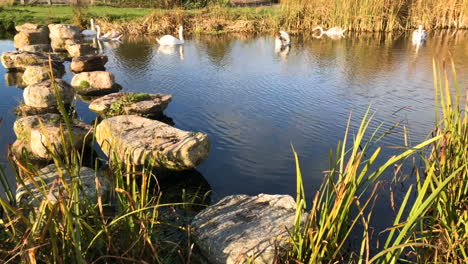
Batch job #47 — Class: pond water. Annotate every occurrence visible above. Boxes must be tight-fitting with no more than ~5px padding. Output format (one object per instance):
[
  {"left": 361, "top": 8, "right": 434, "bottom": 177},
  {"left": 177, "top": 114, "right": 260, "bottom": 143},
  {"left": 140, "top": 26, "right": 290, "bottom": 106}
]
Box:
[{"left": 1, "top": 32, "right": 467, "bottom": 214}]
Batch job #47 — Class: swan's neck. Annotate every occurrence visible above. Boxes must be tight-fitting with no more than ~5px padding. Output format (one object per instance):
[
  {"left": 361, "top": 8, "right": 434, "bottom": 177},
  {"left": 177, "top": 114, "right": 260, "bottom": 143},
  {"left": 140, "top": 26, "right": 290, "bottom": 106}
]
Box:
[
  {"left": 96, "top": 26, "right": 101, "bottom": 39},
  {"left": 90, "top": 19, "right": 94, "bottom": 31},
  {"left": 315, "top": 26, "right": 324, "bottom": 34},
  {"left": 179, "top": 28, "right": 184, "bottom": 42}
]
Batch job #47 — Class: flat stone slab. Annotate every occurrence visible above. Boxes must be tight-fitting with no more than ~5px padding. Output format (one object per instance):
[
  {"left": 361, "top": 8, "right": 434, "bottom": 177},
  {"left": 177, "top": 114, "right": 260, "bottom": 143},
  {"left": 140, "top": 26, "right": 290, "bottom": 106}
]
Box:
[
  {"left": 23, "top": 79, "right": 74, "bottom": 108},
  {"left": 1, "top": 51, "right": 63, "bottom": 71},
  {"left": 89, "top": 92, "right": 172, "bottom": 117},
  {"left": 70, "top": 55, "right": 108, "bottom": 73},
  {"left": 95, "top": 115, "right": 210, "bottom": 170},
  {"left": 19, "top": 44, "right": 53, "bottom": 53},
  {"left": 16, "top": 164, "right": 110, "bottom": 207},
  {"left": 191, "top": 194, "right": 297, "bottom": 264},
  {"left": 71, "top": 71, "right": 120, "bottom": 96}
]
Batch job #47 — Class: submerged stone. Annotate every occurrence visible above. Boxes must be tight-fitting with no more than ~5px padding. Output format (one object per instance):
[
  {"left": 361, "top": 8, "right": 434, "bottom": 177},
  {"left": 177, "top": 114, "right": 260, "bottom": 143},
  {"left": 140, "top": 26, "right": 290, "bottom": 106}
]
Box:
[
  {"left": 191, "top": 194, "right": 298, "bottom": 264},
  {"left": 70, "top": 55, "right": 108, "bottom": 72},
  {"left": 95, "top": 115, "right": 210, "bottom": 170},
  {"left": 89, "top": 92, "right": 172, "bottom": 117},
  {"left": 16, "top": 164, "right": 110, "bottom": 207},
  {"left": 23, "top": 79, "right": 74, "bottom": 108},
  {"left": 71, "top": 71, "right": 120, "bottom": 95}
]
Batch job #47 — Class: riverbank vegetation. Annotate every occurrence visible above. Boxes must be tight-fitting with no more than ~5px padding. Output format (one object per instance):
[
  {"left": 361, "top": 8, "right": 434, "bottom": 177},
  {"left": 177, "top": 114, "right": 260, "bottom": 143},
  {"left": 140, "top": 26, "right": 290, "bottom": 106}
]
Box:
[
  {"left": 288, "top": 61, "right": 467, "bottom": 263},
  {"left": 1, "top": 0, "right": 467, "bottom": 35}
]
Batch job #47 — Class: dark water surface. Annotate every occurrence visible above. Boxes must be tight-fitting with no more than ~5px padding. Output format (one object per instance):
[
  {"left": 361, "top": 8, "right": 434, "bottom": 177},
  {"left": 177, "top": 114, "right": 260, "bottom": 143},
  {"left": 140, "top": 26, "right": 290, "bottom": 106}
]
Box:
[{"left": 1, "top": 32, "right": 467, "bottom": 207}]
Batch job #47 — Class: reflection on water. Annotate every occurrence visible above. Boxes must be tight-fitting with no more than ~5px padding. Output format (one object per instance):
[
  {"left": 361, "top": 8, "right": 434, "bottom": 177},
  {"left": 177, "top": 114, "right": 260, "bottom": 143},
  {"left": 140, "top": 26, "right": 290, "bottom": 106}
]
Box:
[{"left": 1, "top": 32, "right": 467, "bottom": 209}]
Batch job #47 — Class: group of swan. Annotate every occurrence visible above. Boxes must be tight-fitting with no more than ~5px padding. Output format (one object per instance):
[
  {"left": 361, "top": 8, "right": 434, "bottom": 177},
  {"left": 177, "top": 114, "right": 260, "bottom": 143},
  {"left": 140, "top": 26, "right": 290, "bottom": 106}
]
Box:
[
  {"left": 81, "top": 19, "right": 123, "bottom": 41},
  {"left": 82, "top": 19, "right": 427, "bottom": 53}
]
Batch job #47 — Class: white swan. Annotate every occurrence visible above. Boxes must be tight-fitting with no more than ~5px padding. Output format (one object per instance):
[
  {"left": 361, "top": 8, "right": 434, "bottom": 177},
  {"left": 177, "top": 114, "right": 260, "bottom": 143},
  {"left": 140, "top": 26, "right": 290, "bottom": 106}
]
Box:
[
  {"left": 157, "top": 26, "right": 184, "bottom": 46},
  {"left": 275, "top": 30, "right": 291, "bottom": 47},
  {"left": 312, "top": 26, "right": 346, "bottom": 38},
  {"left": 96, "top": 25, "right": 123, "bottom": 42},
  {"left": 412, "top": 25, "right": 427, "bottom": 44},
  {"left": 81, "top": 19, "right": 96, "bottom": 37}
]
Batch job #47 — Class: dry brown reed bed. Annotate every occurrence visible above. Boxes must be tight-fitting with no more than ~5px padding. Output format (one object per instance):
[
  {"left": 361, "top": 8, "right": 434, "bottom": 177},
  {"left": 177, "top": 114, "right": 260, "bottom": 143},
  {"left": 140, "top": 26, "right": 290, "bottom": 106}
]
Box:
[
  {"left": 95, "top": 7, "right": 278, "bottom": 37},
  {"left": 94, "top": 1, "right": 467, "bottom": 36},
  {"left": 281, "top": 0, "right": 468, "bottom": 32}
]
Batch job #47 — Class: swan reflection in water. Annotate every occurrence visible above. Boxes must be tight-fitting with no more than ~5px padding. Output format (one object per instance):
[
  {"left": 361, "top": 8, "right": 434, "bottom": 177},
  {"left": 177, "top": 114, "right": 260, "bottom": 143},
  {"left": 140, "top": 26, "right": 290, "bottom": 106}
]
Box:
[
  {"left": 275, "top": 44, "right": 290, "bottom": 61},
  {"left": 157, "top": 45, "right": 185, "bottom": 60},
  {"left": 93, "top": 38, "right": 122, "bottom": 53}
]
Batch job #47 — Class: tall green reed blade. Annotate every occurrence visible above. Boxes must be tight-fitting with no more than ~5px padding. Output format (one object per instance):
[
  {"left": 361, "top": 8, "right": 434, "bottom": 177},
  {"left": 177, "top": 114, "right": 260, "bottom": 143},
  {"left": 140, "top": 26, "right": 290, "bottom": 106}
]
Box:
[
  {"left": 287, "top": 107, "right": 440, "bottom": 263},
  {"left": 373, "top": 60, "right": 467, "bottom": 263}
]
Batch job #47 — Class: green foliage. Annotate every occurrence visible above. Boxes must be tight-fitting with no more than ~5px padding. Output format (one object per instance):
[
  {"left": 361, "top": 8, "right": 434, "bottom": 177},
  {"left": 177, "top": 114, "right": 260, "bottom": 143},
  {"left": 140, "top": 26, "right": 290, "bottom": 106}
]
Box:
[
  {"left": 287, "top": 62, "right": 467, "bottom": 263},
  {"left": 106, "top": 93, "right": 151, "bottom": 116}
]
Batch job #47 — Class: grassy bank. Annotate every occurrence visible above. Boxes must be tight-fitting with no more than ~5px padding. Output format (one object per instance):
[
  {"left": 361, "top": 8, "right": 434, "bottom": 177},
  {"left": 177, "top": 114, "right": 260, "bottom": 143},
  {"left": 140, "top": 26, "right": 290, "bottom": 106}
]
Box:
[{"left": 1, "top": 1, "right": 467, "bottom": 35}]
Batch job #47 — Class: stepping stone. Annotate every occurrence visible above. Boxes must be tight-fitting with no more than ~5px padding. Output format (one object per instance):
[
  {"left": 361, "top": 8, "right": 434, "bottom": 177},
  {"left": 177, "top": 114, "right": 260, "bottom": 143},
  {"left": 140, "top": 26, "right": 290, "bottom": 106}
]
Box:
[
  {"left": 22, "top": 65, "right": 64, "bottom": 86},
  {"left": 16, "top": 164, "right": 110, "bottom": 207},
  {"left": 70, "top": 55, "right": 108, "bottom": 72},
  {"left": 95, "top": 115, "right": 210, "bottom": 170},
  {"left": 14, "top": 23, "right": 50, "bottom": 49},
  {"left": 65, "top": 44, "right": 96, "bottom": 57},
  {"left": 71, "top": 71, "right": 121, "bottom": 96},
  {"left": 89, "top": 92, "right": 172, "bottom": 117},
  {"left": 13, "top": 114, "right": 92, "bottom": 160},
  {"left": 23, "top": 79, "right": 74, "bottom": 108},
  {"left": 192, "top": 194, "right": 298, "bottom": 264},
  {"left": 19, "top": 44, "right": 53, "bottom": 53}
]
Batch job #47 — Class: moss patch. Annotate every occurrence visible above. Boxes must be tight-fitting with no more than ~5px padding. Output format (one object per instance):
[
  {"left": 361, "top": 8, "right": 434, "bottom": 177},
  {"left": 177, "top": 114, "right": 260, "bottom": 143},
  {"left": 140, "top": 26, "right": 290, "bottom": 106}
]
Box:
[
  {"left": 80, "top": 80, "right": 90, "bottom": 88},
  {"left": 107, "top": 93, "right": 151, "bottom": 116}
]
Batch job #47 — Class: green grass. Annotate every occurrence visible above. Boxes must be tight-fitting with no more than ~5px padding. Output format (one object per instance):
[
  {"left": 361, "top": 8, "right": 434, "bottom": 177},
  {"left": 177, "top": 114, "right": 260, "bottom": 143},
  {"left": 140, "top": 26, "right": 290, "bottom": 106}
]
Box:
[{"left": 0, "top": 6, "right": 153, "bottom": 32}]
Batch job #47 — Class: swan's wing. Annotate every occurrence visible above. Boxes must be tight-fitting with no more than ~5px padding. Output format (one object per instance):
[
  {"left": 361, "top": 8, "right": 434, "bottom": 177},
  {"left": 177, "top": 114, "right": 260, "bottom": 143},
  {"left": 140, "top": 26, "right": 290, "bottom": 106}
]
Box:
[
  {"left": 81, "top": 30, "right": 96, "bottom": 36},
  {"left": 158, "top": 35, "right": 180, "bottom": 45},
  {"left": 102, "top": 31, "right": 112, "bottom": 38}
]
